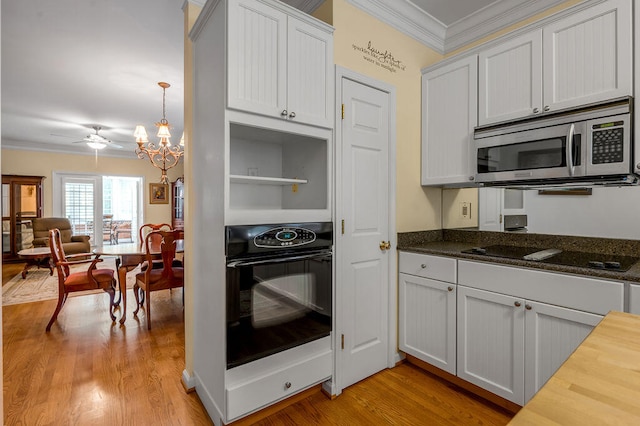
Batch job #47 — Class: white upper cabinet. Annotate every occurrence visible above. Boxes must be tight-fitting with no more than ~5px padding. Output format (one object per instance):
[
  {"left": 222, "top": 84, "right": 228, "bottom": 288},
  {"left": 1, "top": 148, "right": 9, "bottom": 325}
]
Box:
[
  {"left": 422, "top": 55, "right": 478, "bottom": 186},
  {"left": 479, "top": 0, "right": 632, "bottom": 126},
  {"left": 227, "top": 0, "right": 333, "bottom": 128},
  {"left": 543, "top": 0, "right": 632, "bottom": 112},
  {"left": 478, "top": 31, "right": 542, "bottom": 126}
]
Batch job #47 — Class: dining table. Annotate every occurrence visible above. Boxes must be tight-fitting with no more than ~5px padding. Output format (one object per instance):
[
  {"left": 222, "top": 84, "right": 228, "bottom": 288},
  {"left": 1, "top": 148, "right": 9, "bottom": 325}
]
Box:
[{"left": 93, "top": 241, "right": 184, "bottom": 324}]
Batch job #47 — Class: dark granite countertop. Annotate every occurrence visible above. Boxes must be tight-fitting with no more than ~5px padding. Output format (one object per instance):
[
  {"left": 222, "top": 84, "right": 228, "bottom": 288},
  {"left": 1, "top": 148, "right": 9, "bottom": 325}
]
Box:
[{"left": 397, "top": 229, "right": 640, "bottom": 283}]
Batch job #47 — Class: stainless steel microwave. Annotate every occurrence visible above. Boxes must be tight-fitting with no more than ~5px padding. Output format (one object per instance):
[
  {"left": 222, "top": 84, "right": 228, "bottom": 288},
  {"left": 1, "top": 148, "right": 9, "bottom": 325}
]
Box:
[{"left": 473, "top": 98, "right": 638, "bottom": 187}]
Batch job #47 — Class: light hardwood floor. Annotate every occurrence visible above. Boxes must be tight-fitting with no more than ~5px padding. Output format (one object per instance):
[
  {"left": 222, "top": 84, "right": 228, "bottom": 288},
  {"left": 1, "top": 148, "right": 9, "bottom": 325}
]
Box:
[{"left": 3, "top": 263, "right": 513, "bottom": 425}]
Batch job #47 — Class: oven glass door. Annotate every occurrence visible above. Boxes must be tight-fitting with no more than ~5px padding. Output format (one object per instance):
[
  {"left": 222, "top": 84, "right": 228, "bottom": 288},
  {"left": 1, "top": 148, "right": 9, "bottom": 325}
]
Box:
[{"left": 226, "top": 251, "right": 332, "bottom": 369}]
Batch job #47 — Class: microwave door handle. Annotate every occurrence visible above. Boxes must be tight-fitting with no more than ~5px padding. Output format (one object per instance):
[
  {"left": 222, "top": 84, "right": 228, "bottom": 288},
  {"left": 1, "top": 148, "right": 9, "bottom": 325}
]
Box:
[
  {"left": 566, "top": 123, "right": 575, "bottom": 176},
  {"left": 227, "top": 252, "right": 332, "bottom": 268}
]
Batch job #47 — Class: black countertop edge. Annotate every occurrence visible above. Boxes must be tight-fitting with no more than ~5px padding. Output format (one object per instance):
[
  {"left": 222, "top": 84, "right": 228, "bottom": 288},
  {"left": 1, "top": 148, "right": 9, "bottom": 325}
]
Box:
[{"left": 397, "top": 230, "right": 640, "bottom": 283}]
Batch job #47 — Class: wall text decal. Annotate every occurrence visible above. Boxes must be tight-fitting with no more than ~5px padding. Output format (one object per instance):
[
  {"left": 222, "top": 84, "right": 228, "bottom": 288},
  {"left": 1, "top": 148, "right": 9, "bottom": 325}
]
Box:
[{"left": 352, "top": 41, "right": 406, "bottom": 73}]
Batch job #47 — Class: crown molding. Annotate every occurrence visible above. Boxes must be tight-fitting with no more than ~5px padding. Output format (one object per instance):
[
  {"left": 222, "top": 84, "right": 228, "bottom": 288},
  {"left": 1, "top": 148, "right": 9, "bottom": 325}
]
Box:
[
  {"left": 444, "top": 0, "right": 567, "bottom": 53},
  {"left": 281, "top": 0, "right": 325, "bottom": 14},
  {"left": 346, "top": 0, "right": 446, "bottom": 53},
  {"left": 345, "top": 0, "right": 602, "bottom": 55},
  {"left": 423, "top": 0, "right": 606, "bottom": 72}
]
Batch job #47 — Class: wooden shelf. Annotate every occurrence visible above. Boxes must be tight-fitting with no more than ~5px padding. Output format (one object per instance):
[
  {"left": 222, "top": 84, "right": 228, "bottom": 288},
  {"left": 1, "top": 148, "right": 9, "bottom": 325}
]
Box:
[{"left": 229, "top": 175, "right": 308, "bottom": 185}]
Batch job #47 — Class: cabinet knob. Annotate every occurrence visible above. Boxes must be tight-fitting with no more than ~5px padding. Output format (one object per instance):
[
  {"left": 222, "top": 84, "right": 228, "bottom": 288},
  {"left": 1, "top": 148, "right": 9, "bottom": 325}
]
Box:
[
  {"left": 379, "top": 241, "right": 391, "bottom": 251},
  {"left": 468, "top": 176, "right": 475, "bottom": 181},
  {"left": 533, "top": 107, "right": 540, "bottom": 114},
  {"left": 281, "top": 110, "right": 288, "bottom": 117},
  {"left": 289, "top": 112, "right": 296, "bottom": 119},
  {"left": 448, "top": 286, "right": 454, "bottom": 292},
  {"left": 544, "top": 105, "right": 550, "bottom": 112},
  {"left": 525, "top": 304, "right": 532, "bottom": 310},
  {"left": 284, "top": 381, "right": 292, "bottom": 390},
  {"left": 420, "top": 264, "right": 427, "bottom": 269},
  {"left": 514, "top": 301, "right": 522, "bottom": 307}
]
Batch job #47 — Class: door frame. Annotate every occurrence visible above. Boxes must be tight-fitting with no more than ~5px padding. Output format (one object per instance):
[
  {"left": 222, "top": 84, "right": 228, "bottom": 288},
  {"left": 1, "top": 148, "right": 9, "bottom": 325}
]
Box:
[{"left": 331, "top": 66, "right": 397, "bottom": 397}]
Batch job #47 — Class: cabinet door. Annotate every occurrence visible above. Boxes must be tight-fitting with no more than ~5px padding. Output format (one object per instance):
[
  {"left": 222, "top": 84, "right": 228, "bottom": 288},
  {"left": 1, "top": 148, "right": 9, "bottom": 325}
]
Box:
[
  {"left": 286, "top": 16, "right": 333, "bottom": 128},
  {"left": 399, "top": 273, "right": 456, "bottom": 374},
  {"left": 457, "top": 286, "right": 525, "bottom": 404},
  {"left": 543, "top": 0, "right": 632, "bottom": 112},
  {"left": 524, "top": 301, "right": 602, "bottom": 403},
  {"left": 478, "top": 30, "right": 542, "bottom": 125},
  {"left": 421, "top": 55, "right": 477, "bottom": 186},
  {"left": 628, "top": 284, "right": 640, "bottom": 315},
  {"left": 227, "top": 0, "right": 288, "bottom": 118},
  {"left": 478, "top": 187, "right": 503, "bottom": 232}
]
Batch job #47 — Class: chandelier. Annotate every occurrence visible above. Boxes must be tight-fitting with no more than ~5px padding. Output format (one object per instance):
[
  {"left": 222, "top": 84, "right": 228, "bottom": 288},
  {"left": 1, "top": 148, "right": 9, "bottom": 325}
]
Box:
[{"left": 134, "top": 82, "right": 184, "bottom": 184}]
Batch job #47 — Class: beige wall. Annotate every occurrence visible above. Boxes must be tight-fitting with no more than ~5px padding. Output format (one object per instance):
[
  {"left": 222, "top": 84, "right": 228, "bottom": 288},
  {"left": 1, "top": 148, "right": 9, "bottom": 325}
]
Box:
[
  {"left": 1, "top": 149, "right": 183, "bottom": 224},
  {"left": 182, "top": 0, "right": 202, "bottom": 390},
  {"left": 331, "top": 0, "right": 445, "bottom": 233}
]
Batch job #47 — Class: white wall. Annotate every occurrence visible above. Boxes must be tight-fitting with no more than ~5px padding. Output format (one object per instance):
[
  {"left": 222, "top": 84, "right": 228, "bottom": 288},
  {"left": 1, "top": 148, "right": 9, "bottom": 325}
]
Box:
[{"left": 524, "top": 186, "right": 640, "bottom": 239}]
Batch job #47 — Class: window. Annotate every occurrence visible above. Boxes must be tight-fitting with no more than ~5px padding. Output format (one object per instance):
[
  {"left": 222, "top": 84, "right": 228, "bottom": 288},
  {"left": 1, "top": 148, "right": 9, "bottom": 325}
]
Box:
[{"left": 53, "top": 173, "right": 143, "bottom": 246}]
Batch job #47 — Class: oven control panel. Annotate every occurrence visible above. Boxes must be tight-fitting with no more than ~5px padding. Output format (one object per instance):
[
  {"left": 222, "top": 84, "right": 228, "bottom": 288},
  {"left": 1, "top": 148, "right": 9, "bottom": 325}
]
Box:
[{"left": 254, "top": 226, "right": 317, "bottom": 248}]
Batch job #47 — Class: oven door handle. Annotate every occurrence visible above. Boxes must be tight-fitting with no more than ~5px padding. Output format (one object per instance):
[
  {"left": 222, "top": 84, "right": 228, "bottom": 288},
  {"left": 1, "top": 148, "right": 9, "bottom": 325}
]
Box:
[
  {"left": 566, "top": 123, "right": 575, "bottom": 176},
  {"left": 227, "top": 252, "right": 332, "bottom": 268}
]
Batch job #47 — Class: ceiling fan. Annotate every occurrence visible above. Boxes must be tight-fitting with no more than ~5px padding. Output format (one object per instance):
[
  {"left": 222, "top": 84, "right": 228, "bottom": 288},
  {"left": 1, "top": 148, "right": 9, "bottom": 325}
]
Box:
[
  {"left": 51, "top": 125, "right": 125, "bottom": 150},
  {"left": 74, "top": 126, "right": 123, "bottom": 150}
]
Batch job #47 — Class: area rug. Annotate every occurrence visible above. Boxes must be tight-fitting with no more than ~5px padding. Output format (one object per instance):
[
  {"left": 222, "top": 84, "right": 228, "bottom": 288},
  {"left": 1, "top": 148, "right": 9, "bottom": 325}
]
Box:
[{"left": 2, "top": 257, "right": 139, "bottom": 306}]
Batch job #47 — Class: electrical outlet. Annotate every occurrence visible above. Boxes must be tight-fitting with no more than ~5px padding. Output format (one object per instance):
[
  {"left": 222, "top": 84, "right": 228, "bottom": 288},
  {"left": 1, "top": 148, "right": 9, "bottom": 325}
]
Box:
[{"left": 460, "top": 201, "right": 472, "bottom": 220}]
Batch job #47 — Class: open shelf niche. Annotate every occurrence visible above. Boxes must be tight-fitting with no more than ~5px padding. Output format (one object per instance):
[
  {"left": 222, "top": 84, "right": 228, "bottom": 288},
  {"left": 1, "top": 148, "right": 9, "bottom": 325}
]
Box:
[{"left": 228, "top": 122, "right": 329, "bottom": 214}]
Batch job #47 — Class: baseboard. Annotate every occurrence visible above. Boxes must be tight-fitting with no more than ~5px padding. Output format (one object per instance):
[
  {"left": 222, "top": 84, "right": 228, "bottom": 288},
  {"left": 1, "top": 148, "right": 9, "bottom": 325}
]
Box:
[
  {"left": 404, "top": 354, "right": 522, "bottom": 415},
  {"left": 182, "top": 369, "right": 196, "bottom": 393}
]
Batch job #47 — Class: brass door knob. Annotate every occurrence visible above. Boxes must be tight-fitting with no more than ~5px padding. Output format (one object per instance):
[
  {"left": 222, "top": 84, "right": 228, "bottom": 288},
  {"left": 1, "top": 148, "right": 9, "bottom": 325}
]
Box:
[{"left": 379, "top": 241, "right": 391, "bottom": 251}]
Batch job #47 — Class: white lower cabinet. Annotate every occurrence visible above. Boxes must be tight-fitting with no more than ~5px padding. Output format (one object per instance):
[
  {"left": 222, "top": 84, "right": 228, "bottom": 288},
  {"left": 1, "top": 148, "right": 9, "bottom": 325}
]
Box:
[
  {"left": 457, "top": 285, "right": 603, "bottom": 405},
  {"left": 399, "top": 252, "right": 622, "bottom": 407},
  {"left": 630, "top": 284, "right": 640, "bottom": 315},
  {"left": 457, "top": 286, "right": 525, "bottom": 403},
  {"left": 399, "top": 272, "right": 456, "bottom": 374},
  {"left": 523, "top": 300, "right": 601, "bottom": 402},
  {"left": 225, "top": 336, "right": 332, "bottom": 422},
  {"left": 457, "top": 260, "right": 621, "bottom": 405}
]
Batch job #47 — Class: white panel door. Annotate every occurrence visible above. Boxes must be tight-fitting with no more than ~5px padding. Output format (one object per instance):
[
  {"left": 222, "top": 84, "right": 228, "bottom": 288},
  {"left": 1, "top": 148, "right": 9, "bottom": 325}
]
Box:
[
  {"left": 287, "top": 16, "right": 333, "bottom": 128},
  {"left": 422, "top": 55, "right": 477, "bottom": 186},
  {"left": 543, "top": 0, "right": 632, "bottom": 112},
  {"left": 478, "top": 30, "right": 542, "bottom": 125},
  {"left": 457, "top": 286, "right": 525, "bottom": 404},
  {"left": 227, "top": 0, "right": 288, "bottom": 118},
  {"left": 340, "top": 78, "right": 390, "bottom": 389},
  {"left": 524, "top": 301, "right": 602, "bottom": 403},
  {"left": 399, "top": 273, "right": 456, "bottom": 374}
]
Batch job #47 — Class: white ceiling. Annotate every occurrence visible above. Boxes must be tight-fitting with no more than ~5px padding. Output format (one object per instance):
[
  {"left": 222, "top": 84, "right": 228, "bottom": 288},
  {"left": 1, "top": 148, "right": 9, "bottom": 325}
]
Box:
[
  {"left": 1, "top": 0, "right": 184, "bottom": 159},
  {"left": 1, "top": 0, "right": 566, "bottom": 159}
]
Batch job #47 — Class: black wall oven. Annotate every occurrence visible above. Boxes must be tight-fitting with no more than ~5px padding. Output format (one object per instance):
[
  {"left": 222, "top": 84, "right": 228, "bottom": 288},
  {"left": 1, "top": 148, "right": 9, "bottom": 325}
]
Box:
[{"left": 225, "top": 222, "right": 332, "bottom": 369}]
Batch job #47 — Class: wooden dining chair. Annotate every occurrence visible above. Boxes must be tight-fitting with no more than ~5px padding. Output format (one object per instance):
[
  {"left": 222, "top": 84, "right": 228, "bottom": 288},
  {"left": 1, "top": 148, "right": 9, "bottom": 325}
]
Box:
[
  {"left": 138, "top": 223, "right": 175, "bottom": 271},
  {"left": 133, "top": 229, "right": 184, "bottom": 329},
  {"left": 46, "top": 228, "right": 117, "bottom": 332},
  {"left": 138, "top": 223, "right": 172, "bottom": 249}
]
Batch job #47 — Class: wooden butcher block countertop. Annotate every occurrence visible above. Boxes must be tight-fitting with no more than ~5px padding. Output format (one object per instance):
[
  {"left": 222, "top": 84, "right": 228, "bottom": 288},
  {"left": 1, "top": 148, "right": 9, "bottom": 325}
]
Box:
[{"left": 510, "top": 311, "right": 640, "bottom": 425}]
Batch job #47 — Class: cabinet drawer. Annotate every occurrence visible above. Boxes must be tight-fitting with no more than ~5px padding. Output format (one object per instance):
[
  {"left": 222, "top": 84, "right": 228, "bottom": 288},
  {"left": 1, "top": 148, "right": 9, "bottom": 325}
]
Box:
[
  {"left": 399, "top": 252, "right": 456, "bottom": 283},
  {"left": 226, "top": 348, "right": 331, "bottom": 421},
  {"left": 458, "top": 260, "right": 623, "bottom": 315}
]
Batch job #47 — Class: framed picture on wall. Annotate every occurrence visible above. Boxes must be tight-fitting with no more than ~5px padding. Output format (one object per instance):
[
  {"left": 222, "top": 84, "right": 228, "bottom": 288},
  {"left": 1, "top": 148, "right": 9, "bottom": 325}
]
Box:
[{"left": 149, "top": 183, "right": 169, "bottom": 204}]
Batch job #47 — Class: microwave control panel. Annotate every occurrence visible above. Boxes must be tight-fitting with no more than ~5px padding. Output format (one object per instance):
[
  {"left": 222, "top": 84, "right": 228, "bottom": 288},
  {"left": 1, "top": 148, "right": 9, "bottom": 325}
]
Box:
[
  {"left": 254, "top": 227, "right": 317, "bottom": 248},
  {"left": 591, "top": 120, "right": 625, "bottom": 164}
]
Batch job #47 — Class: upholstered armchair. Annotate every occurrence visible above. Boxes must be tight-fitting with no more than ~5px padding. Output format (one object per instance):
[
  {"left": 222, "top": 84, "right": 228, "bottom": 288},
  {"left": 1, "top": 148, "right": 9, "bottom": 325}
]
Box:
[{"left": 31, "top": 217, "right": 91, "bottom": 255}]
